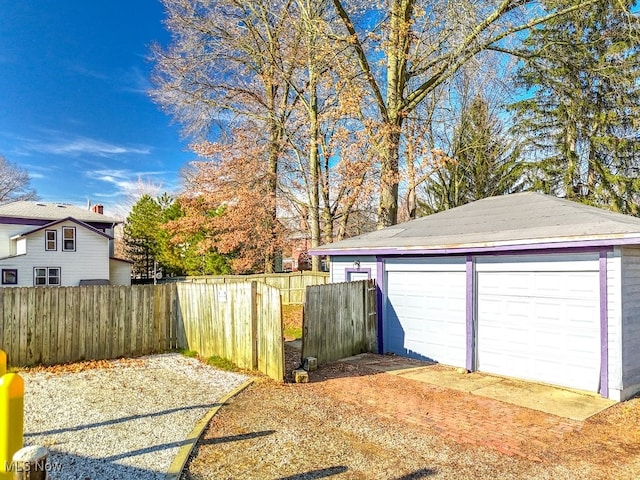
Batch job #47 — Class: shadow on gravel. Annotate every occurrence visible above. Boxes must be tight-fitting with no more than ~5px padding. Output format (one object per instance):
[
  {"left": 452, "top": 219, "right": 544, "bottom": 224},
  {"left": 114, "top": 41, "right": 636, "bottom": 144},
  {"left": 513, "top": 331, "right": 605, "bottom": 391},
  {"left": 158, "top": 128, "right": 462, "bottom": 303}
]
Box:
[
  {"left": 25, "top": 403, "right": 221, "bottom": 437},
  {"left": 392, "top": 467, "right": 438, "bottom": 479},
  {"left": 47, "top": 450, "right": 168, "bottom": 480},
  {"left": 276, "top": 466, "right": 349, "bottom": 479},
  {"left": 199, "top": 430, "right": 276, "bottom": 445}
]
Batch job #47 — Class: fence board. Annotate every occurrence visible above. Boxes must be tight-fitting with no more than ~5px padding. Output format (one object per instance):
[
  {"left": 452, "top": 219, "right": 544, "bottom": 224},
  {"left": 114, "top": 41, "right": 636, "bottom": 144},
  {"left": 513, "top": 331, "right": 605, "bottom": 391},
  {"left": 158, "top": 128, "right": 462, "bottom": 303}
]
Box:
[
  {"left": 302, "top": 280, "right": 378, "bottom": 366},
  {"left": 170, "top": 272, "right": 328, "bottom": 305},
  {"left": 0, "top": 282, "right": 284, "bottom": 380}
]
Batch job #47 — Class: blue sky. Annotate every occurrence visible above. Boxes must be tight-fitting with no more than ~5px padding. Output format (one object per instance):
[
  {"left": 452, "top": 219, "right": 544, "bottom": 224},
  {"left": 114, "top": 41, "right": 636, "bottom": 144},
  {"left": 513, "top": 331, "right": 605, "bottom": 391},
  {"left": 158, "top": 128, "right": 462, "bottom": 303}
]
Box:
[{"left": 0, "top": 0, "right": 192, "bottom": 214}]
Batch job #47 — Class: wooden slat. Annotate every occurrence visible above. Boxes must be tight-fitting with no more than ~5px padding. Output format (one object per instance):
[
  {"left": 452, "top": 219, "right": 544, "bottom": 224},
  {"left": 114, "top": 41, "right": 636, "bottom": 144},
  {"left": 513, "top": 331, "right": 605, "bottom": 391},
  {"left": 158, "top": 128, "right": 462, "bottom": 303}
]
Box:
[
  {"left": 0, "top": 282, "right": 285, "bottom": 379},
  {"left": 302, "top": 280, "right": 377, "bottom": 367}
]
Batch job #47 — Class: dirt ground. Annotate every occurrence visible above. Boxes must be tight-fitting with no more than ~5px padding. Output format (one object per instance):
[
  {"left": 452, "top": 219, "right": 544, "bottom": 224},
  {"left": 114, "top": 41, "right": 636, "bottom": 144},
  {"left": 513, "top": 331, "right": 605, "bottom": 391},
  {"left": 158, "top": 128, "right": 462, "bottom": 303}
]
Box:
[{"left": 182, "top": 307, "right": 640, "bottom": 480}]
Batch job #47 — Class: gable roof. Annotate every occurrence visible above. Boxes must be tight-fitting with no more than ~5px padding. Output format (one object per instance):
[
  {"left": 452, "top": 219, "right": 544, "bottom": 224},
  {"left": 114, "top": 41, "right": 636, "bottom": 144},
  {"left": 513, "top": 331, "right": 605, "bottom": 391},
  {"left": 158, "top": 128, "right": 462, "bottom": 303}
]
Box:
[
  {"left": 14, "top": 217, "right": 113, "bottom": 240},
  {"left": 0, "top": 201, "right": 119, "bottom": 224},
  {"left": 311, "top": 192, "right": 640, "bottom": 256}
]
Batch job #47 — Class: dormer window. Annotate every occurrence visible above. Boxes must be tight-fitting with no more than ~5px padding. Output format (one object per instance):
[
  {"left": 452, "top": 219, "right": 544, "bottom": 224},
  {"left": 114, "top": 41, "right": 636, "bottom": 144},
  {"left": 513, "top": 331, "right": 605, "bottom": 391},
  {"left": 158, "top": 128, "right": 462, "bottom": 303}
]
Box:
[
  {"left": 46, "top": 230, "right": 57, "bottom": 251},
  {"left": 62, "top": 227, "right": 76, "bottom": 251}
]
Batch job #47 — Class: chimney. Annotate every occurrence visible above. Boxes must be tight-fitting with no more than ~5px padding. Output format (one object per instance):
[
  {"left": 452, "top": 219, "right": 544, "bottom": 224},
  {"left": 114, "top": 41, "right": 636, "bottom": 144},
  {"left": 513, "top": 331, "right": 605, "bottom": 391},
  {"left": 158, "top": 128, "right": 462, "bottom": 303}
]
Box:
[{"left": 92, "top": 204, "right": 104, "bottom": 215}]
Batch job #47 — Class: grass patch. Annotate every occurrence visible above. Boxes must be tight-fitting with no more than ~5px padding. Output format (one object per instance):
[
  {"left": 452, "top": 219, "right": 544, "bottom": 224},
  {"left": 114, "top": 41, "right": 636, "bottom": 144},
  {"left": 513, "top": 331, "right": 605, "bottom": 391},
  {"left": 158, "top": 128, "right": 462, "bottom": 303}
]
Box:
[
  {"left": 284, "top": 325, "right": 302, "bottom": 341},
  {"left": 179, "top": 349, "right": 199, "bottom": 358},
  {"left": 206, "top": 355, "right": 238, "bottom": 371}
]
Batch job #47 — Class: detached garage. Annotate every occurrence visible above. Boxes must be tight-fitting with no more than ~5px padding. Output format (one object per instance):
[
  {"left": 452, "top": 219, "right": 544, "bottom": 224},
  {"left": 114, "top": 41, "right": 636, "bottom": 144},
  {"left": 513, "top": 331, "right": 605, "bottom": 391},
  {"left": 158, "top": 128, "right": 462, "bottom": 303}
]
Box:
[{"left": 311, "top": 193, "right": 640, "bottom": 401}]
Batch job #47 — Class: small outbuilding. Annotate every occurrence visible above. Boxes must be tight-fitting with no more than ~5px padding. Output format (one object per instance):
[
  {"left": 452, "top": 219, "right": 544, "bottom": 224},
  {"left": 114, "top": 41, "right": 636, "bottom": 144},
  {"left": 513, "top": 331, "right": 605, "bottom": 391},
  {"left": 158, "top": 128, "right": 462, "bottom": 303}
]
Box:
[{"left": 311, "top": 193, "right": 640, "bottom": 401}]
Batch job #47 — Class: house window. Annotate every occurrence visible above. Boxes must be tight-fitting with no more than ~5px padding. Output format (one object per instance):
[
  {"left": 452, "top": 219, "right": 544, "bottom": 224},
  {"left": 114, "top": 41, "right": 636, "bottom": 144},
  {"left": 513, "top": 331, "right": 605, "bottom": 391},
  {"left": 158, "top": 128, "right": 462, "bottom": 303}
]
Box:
[
  {"left": 34, "top": 267, "right": 61, "bottom": 286},
  {"left": 62, "top": 227, "right": 76, "bottom": 251},
  {"left": 1, "top": 269, "right": 17, "bottom": 285},
  {"left": 45, "top": 230, "right": 57, "bottom": 251}
]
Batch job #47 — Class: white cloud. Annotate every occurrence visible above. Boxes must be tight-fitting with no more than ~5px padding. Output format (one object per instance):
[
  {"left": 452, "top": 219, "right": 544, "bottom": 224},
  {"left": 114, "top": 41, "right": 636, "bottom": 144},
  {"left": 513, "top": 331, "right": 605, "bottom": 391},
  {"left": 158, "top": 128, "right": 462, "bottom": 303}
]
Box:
[
  {"left": 6, "top": 129, "right": 152, "bottom": 159},
  {"left": 35, "top": 137, "right": 151, "bottom": 157}
]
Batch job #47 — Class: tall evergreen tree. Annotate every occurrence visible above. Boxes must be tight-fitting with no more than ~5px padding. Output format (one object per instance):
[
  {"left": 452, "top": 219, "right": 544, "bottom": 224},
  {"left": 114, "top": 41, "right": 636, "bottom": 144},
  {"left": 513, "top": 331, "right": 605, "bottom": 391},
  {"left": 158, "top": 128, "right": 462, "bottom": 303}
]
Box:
[
  {"left": 510, "top": 0, "right": 640, "bottom": 214},
  {"left": 124, "top": 194, "right": 230, "bottom": 278},
  {"left": 420, "top": 95, "right": 524, "bottom": 214}
]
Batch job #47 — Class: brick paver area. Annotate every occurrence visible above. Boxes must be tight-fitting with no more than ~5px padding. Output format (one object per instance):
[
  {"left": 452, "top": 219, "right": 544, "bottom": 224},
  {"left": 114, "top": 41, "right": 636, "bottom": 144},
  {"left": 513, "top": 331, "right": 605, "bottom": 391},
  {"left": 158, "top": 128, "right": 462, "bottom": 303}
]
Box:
[{"left": 309, "top": 360, "right": 582, "bottom": 462}]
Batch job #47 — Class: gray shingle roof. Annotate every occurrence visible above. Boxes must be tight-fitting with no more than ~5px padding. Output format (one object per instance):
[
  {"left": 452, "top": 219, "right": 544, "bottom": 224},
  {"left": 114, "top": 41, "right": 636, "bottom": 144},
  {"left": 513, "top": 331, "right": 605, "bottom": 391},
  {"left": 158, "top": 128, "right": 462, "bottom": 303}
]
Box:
[
  {"left": 0, "top": 201, "right": 119, "bottom": 224},
  {"left": 312, "top": 192, "right": 640, "bottom": 255}
]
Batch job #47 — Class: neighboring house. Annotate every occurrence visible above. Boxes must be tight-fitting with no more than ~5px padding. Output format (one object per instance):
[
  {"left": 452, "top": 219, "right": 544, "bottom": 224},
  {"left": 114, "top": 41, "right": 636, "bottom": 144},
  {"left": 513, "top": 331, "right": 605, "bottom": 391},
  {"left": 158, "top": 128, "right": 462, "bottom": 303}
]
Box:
[
  {"left": 0, "top": 201, "right": 131, "bottom": 287},
  {"left": 311, "top": 192, "right": 640, "bottom": 401}
]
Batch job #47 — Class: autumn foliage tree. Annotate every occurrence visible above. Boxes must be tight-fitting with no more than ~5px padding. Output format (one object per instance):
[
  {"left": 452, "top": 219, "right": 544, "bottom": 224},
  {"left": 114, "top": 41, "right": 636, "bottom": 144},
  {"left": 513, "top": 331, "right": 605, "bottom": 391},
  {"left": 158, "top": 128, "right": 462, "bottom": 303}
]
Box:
[{"left": 172, "top": 130, "right": 286, "bottom": 274}]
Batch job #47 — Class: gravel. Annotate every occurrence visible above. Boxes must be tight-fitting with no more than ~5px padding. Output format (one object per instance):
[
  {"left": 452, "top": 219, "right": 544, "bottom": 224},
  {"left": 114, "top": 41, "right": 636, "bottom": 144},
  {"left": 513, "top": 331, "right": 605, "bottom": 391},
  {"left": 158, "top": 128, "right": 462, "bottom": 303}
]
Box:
[{"left": 21, "top": 353, "right": 249, "bottom": 480}]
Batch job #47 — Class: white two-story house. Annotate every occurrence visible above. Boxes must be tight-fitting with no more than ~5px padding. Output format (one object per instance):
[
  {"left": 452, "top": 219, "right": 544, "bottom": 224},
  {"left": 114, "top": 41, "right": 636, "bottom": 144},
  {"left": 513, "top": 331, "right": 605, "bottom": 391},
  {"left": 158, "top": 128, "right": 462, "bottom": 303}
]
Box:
[{"left": 0, "top": 201, "right": 131, "bottom": 287}]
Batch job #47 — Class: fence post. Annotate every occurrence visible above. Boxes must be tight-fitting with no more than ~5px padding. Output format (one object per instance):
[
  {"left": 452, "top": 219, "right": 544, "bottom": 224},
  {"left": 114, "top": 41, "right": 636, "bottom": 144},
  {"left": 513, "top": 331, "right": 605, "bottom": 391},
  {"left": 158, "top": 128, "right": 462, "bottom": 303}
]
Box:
[
  {"left": 250, "top": 281, "right": 258, "bottom": 370},
  {"left": 0, "top": 372, "right": 24, "bottom": 480}
]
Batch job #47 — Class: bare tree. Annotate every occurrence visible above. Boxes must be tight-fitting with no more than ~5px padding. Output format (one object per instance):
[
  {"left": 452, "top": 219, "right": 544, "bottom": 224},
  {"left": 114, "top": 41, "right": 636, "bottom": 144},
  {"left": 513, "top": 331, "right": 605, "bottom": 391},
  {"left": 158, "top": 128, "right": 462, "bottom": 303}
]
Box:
[
  {"left": 330, "top": 0, "right": 610, "bottom": 227},
  {"left": 0, "top": 155, "right": 37, "bottom": 204},
  {"left": 151, "top": 0, "right": 300, "bottom": 272}
]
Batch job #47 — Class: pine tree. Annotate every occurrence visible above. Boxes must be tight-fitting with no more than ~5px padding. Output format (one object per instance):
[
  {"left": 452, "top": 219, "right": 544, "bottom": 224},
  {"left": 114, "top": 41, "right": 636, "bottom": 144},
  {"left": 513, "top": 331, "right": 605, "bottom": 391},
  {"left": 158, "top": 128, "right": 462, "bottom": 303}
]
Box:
[
  {"left": 510, "top": 0, "right": 640, "bottom": 214},
  {"left": 421, "top": 95, "right": 524, "bottom": 214}
]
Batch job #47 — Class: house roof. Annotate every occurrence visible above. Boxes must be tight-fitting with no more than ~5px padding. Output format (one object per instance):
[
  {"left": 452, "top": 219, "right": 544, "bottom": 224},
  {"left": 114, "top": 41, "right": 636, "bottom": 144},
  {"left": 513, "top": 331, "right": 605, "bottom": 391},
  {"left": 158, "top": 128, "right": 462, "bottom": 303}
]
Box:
[
  {"left": 310, "top": 192, "right": 640, "bottom": 256},
  {"left": 15, "top": 217, "right": 113, "bottom": 240},
  {"left": 0, "top": 201, "right": 119, "bottom": 224}
]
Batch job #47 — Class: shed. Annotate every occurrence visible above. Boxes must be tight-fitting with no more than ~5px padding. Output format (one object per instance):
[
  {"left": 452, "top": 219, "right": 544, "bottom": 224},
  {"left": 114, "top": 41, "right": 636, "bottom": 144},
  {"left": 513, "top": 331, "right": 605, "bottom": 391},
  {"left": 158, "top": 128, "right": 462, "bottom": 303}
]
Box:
[{"left": 310, "top": 192, "right": 640, "bottom": 401}]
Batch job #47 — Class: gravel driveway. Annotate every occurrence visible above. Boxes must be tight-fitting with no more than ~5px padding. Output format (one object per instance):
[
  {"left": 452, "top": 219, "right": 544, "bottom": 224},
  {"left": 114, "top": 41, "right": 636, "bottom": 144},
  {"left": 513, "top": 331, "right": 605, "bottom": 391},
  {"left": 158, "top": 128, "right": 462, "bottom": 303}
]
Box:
[
  {"left": 21, "top": 353, "right": 249, "bottom": 480},
  {"left": 181, "top": 345, "right": 640, "bottom": 480}
]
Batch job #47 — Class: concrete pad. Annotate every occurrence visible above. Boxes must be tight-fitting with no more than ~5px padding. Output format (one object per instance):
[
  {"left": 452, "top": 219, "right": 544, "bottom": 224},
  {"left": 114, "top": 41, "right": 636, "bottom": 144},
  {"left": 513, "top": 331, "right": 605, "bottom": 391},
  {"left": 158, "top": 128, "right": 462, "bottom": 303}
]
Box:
[
  {"left": 339, "top": 354, "right": 616, "bottom": 420},
  {"left": 397, "top": 367, "right": 503, "bottom": 392},
  {"left": 471, "top": 378, "right": 616, "bottom": 421}
]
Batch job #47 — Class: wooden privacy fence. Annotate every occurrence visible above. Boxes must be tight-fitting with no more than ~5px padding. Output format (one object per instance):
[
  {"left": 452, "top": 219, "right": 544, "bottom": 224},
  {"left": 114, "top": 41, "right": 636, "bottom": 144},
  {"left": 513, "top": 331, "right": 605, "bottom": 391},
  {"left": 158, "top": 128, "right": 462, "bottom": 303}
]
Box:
[
  {"left": 176, "top": 282, "right": 283, "bottom": 380},
  {"left": 0, "top": 284, "right": 178, "bottom": 367},
  {"left": 302, "top": 279, "right": 378, "bottom": 366},
  {"left": 171, "top": 271, "right": 329, "bottom": 305},
  {"left": 0, "top": 282, "right": 284, "bottom": 380}
]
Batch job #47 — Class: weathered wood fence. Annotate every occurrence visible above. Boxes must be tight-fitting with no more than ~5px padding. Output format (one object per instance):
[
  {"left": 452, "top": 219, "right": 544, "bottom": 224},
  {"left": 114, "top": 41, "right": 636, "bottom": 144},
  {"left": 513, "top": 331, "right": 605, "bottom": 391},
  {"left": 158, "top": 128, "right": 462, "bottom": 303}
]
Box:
[
  {"left": 0, "top": 282, "right": 284, "bottom": 380},
  {"left": 169, "top": 271, "right": 329, "bottom": 305},
  {"left": 302, "top": 279, "right": 378, "bottom": 366},
  {"left": 176, "top": 282, "right": 283, "bottom": 380}
]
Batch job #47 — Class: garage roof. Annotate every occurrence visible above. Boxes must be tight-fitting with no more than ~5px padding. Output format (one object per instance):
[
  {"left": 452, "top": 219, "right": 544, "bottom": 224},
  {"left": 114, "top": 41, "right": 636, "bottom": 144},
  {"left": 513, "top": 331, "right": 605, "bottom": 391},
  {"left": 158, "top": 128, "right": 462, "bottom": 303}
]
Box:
[{"left": 311, "top": 192, "right": 640, "bottom": 256}]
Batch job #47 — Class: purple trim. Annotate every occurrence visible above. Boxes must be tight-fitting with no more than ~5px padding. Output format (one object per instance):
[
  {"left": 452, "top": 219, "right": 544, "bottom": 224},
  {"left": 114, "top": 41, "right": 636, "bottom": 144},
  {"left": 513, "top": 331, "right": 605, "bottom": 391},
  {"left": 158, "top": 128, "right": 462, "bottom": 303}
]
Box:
[
  {"left": 376, "top": 257, "right": 384, "bottom": 354},
  {"left": 311, "top": 238, "right": 640, "bottom": 257},
  {"left": 466, "top": 256, "right": 474, "bottom": 371},
  {"left": 599, "top": 249, "right": 609, "bottom": 398},
  {"left": 0, "top": 217, "right": 49, "bottom": 226},
  {"left": 0, "top": 216, "right": 117, "bottom": 229},
  {"left": 17, "top": 217, "right": 112, "bottom": 240},
  {"left": 345, "top": 267, "right": 372, "bottom": 281}
]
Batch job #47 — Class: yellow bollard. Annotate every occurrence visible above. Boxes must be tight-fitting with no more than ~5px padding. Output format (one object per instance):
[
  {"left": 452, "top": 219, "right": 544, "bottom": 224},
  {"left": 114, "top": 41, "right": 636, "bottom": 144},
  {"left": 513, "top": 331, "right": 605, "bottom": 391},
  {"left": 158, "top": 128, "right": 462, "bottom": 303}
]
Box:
[
  {"left": 0, "top": 373, "right": 24, "bottom": 480},
  {"left": 0, "top": 351, "right": 5, "bottom": 377}
]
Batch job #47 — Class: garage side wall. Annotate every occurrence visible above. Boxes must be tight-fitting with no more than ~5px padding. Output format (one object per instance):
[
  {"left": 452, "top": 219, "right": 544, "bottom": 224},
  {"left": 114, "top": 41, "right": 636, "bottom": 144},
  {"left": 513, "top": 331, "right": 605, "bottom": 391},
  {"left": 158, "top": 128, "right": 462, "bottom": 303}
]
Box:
[
  {"left": 607, "top": 249, "right": 623, "bottom": 399},
  {"left": 620, "top": 247, "right": 640, "bottom": 400},
  {"left": 329, "top": 256, "right": 378, "bottom": 283}
]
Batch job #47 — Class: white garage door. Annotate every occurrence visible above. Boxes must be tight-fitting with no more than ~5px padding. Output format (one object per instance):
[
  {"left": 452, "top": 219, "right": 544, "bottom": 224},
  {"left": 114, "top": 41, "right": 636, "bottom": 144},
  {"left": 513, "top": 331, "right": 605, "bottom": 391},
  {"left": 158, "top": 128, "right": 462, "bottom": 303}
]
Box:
[
  {"left": 477, "top": 256, "right": 600, "bottom": 392},
  {"left": 385, "top": 259, "right": 466, "bottom": 367}
]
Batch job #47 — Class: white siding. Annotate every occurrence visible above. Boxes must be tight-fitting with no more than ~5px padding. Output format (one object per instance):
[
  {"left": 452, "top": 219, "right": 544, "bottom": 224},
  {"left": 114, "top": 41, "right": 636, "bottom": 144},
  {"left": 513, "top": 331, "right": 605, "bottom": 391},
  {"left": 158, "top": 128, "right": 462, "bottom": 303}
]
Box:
[
  {"left": 0, "top": 223, "right": 32, "bottom": 258},
  {"left": 329, "top": 256, "right": 378, "bottom": 283},
  {"left": 620, "top": 247, "right": 640, "bottom": 400},
  {"left": 607, "top": 249, "right": 623, "bottom": 398},
  {"left": 0, "top": 220, "right": 110, "bottom": 287},
  {"left": 109, "top": 259, "right": 132, "bottom": 286}
]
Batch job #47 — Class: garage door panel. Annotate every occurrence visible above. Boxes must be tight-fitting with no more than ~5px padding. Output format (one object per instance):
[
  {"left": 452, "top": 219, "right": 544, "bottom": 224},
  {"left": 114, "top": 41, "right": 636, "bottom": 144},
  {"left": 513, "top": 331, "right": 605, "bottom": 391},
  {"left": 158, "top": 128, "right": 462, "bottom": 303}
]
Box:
[
  {"left": 478, "top": 269, "right": 600, "bottom": 392},
  {"left": 385, "top": 268, "right": 466, "bottom": 367}
]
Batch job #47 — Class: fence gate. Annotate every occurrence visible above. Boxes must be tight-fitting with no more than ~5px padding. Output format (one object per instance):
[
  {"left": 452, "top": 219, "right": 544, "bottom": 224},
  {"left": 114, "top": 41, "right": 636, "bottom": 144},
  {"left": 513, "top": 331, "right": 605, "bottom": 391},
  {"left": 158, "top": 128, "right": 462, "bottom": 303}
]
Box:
[{"left": 302, "top": 279, "right": 377, "bottom": 366}]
